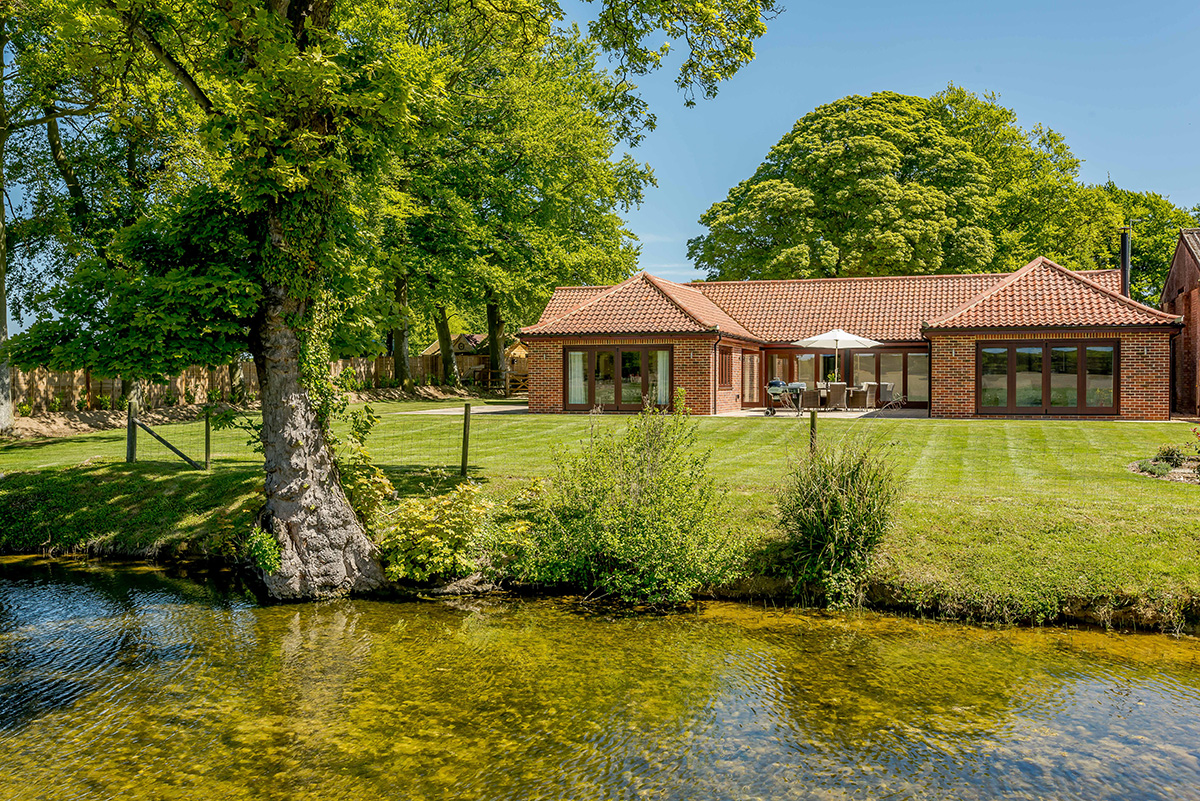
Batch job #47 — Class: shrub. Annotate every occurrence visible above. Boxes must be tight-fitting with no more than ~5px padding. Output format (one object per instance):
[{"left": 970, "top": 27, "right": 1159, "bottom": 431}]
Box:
[
  {"left": 376, "top": 483, "right": 491, "bottom": 582},
  {"left": 164, "top": 393, "right": 178, "bottom": 407},
  {"left": 207, "top": 389, "right": 223, "bottom": 404},
  {"left": 775, "top": 434, "right": 901, "bottom": 608},
  {"left": 1155, "top": 443, "right": 1185, "bottom": 468},
  {"left": 15, "top": 401, "right": 32, "bottom": 417},
  {"left": 1136, "top": 459, "right": 1171, "bottom": 477},
  {"left": 115, "top": 395, "right": 129, "bottom": 412},
  {"left": 75, "top": 398, "right": 89, "bottom": 412},
  {"left": 96, "top": 395, "right": 112, "bottom": 411},
  {"left": 48, "top": 395, "right": 63, "bottom": 414},
  {"left": 485, "top": 394, "right": 742, "bottom": 605},
  {"left": 184, "top": 388, "right": 196, "bottom": 405}
]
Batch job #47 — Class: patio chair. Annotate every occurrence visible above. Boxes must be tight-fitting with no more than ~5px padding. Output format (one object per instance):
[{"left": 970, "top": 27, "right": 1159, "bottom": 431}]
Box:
[
  {"left": 862, "top": 382, "right": 879, "bottom": 408},
  {"left": 799, "top": 389, "right": 820, "bottom": 410},
  {"left": 879, "top": 382, "right": 895, "bottom": 404},
  {"left": 847, "top": 387, "right": 868, "bottom": 410},
  {"left": 826, "top": 382, "right": 847, "bottom": 410}
]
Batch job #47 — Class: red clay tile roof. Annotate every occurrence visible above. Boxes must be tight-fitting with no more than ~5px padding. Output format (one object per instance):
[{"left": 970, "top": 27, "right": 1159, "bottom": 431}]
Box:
[
  {"left": 535, "top": 286, "right": 610, "bottom": 325},
  {"left": 522, "top": 273, "right": 761, "bottom": 340},
  {"left": 925, "top": 257, "right": 1181, "bottom": 330},
  {"left": 694, "top": 273, "right": 1008, "bottom": 342},
  {"left": 524, "top": 263, "right": 1172, "bottom": 343}
]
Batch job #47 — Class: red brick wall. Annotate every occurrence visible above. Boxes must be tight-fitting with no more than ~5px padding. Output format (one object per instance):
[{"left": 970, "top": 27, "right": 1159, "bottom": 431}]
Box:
[
  {"left": 928, "top": 329, "right": 1173, "bottom": 420},
  {"left": 1169, "top": 289, "right": 1199, "bottom": 415},
  {"left": 525, "top": 336, "right": 760, "bottom": 415}
]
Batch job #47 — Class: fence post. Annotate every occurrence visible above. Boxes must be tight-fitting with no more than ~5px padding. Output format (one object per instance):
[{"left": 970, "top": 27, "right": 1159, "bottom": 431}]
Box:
[
  {"left": 127, "top": 400, "right": 137, "bottom": 463},
  {"left": 205, "top": 407, "right": 212, "bottom": 471},
  {"left": 809, "top": 409, "right": 818, "bottom": 453},
  {"left": 460, "top": 402, "right": 471, "bottom": 477}
]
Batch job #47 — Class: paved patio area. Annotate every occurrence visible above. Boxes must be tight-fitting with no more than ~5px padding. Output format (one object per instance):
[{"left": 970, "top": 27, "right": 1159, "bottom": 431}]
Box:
[{"left": 718, "top": 407, "right": 929, "bottom": 419}]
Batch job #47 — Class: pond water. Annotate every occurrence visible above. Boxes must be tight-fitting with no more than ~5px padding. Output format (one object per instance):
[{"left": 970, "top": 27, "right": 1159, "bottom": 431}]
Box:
[{"left": 2, "top": 557, "right": 1200, "bottom": 800}]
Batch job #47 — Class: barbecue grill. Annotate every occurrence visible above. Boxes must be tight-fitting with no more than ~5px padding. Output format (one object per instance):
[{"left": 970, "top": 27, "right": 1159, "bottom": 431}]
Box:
[{"left": 764, "top": 380, "right": 806, "bottom": 416}]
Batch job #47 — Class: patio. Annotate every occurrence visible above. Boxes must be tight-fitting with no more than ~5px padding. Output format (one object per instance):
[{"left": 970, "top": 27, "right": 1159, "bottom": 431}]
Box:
[{"left": 718, "top": 407, "right": 928, "bottom": 419}]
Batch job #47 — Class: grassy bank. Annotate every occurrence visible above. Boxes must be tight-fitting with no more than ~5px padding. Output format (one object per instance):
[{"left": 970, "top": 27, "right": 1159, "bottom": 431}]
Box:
[{"left": 2, "top": 402, "right": 1197, "bottom": 626}]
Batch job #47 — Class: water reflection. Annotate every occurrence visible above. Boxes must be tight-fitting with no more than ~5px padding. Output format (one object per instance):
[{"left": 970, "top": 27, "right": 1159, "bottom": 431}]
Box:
[{"left": 1, "top": 557, "right": 1199, "bottom": 800}]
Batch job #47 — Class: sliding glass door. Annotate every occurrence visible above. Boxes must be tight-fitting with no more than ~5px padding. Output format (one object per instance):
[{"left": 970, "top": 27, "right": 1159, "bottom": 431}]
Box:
[
  {"left": 563, "top": 346, "right": 673, "bottom": 411},
  {"left": 976, "top": 341, "right": 1119, "bottom": 414}
]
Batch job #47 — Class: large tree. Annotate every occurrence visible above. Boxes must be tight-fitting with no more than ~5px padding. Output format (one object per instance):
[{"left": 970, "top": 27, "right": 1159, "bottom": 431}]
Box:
[
  {"left": 12, "top": 0, "right": 777, "bottom": 598},
  {"left": 691, "top": 86, "right": 1196, "bottom": 288},
  {"left": 689, "top": 91, "right": 995, "bottom": 280}
]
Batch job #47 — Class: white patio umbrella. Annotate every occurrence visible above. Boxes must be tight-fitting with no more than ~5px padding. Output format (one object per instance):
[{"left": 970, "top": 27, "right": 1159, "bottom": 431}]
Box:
[{"left": 792, "top": 329, "right": 882, "bottom": 381}]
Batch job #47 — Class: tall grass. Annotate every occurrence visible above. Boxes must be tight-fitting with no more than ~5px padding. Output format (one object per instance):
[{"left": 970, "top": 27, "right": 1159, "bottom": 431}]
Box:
[{"left": 775, "top": 434, "right": 901, "bottom": 608}]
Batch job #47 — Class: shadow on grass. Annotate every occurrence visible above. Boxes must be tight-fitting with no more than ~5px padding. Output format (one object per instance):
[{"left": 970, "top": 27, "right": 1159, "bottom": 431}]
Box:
[
  {"left": 0, "top": 461, "right": 261, "bottom": 557},
  {"left": 378, "top": 464, "right": 490, "bottom": 499}
]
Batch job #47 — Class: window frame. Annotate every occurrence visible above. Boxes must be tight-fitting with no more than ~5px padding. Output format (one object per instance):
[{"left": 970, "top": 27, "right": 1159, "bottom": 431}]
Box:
[
  {"left": 717, "top": 346, "right": 733, "bottom": 390},
  {"left": 562, "top": 344, "right": 675, "bottom": 412},
  {"left": 975, "top": 339, "right": 1120, "bottom": 415}
]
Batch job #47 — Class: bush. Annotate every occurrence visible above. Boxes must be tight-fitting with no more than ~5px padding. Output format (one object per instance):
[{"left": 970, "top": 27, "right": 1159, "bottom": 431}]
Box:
[
  {"left": 1155, "top": 443, "right": 1186, "bottom": 468},
  {"left": 164, "top": 393, "right": 178, "bottom": 407},
  {"left": 75, "top": 398, "right": 89, "bottom": 412},
  {"left": 48, "top": 395, "right": 63, "bottom": 414},
  {"left": 15, "top": 401, "right": 32, "bottom": 417},
  {"left": 485, "top": 394, "right": 743, "bottom": 605},
  {"left": 115, "top": 395, "right": 129, "bottom": 412},
  {"left": 1136, "top": 459, "right": 1171, "bottom": 477},
  {"left": 775, "top": 434, "right": 901, "bottom": 608},
  {"left": 207, "top": 389, "right": 223, "bottom": 404},
  {"left": 96, "top": 395, "right": 112, "bottom": 411},
  {"left": 184, "top": 388, "right": 196, "bottom": 405},
  {"left": 376, "top": 483, "right": 491, "bottom": 582}
]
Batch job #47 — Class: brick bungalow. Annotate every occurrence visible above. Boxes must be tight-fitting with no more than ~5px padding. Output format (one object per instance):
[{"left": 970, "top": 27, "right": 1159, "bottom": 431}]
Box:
[
  {"left": 521, "top": 257, "right": 1181, "bottom": 419},
  {"left": 1162, "top": 229, "right": 1200, "bottom": 416}
]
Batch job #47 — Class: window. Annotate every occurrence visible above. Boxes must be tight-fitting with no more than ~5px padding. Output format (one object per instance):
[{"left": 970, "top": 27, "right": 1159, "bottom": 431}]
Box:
[
  {"left": 564, "top": 346, "right": 672, "bottom": 410},
  {"left": 851, "top": 352, "right": 876, "bottom": 386},
  {"left": 907, "top": 353, "right": 930, "bottom": 403},
  {"left": 718, "top": 347, "right": 733, "bottom": 389},
  {"left": 977, "top": 341, "right": 1119, "bottom": 414}
]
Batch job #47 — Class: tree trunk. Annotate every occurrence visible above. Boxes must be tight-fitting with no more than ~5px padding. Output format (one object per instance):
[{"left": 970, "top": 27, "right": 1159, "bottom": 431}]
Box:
[
  {"left": 0, "top": 24, "right": 11, "bottom": 435},
  {"left": 252, "top": 287, "right": 384, "bottom": 599},
  {"left": 391, "top": 275, "right": 411, "bottom": 384},
  {"left": 486, "top": 295, "right": 505, "bottom": 392},
  {"left": 228, "top": 361, "right": 245, "bottom": 402},
  {"left": 433, "top": 305, "right": 459, "bottom": 385}
]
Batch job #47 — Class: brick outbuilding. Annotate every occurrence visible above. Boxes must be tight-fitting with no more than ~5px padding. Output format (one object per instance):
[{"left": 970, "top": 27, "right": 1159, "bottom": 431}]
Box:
[
  {"left": 1162, "top": 229, "right": 1200, "bottom": 416},
  {"left": 523, "top": 257, "right": 1181, "bottom": 420}
]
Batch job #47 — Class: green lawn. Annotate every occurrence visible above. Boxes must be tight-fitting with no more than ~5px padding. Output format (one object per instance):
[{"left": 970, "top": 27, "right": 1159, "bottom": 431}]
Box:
[{"left": 2, "top": 402, "right": 1197, "bottom": 621}]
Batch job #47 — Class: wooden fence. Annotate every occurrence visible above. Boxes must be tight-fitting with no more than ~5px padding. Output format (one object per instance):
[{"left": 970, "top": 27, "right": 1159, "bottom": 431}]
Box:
[{"left": 12, "top": 351, "right": 528, "bottom": 412}]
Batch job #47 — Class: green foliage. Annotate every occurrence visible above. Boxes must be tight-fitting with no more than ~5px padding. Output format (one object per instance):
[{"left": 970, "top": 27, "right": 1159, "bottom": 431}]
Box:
[
  {"left": 1136, "top": 459, "right": 1171, "bottom": 478},
  {"left": 775, "top": 435, "right": 901, "bottom": 608},
  {"left": 691, "top": 85, "right": 1196, "bottom": 294},
  {"left": 96, "top": 395, "right": 112, "bottom": 411},
  {"left": 690, "top": 91, "right": 994, "bottom": 280},
  {"left": 334, "top": 405, "right": 396, "bottom": 531},
  {"left": 116, "top": 395, "right": 129, "bottom": 412},
  {"left": 486, "top": 395, "right": 743, "bottom": 605},
  {"left": 376, "top": 483, "right": 491, "bottom": 583},
  {"left": 164, "top": 393, "right": 178, "bottom": 408},
  {"left": 1155, "top": 443, "right": 1186, "bottom": 468},
  {"left": 48, "top": 395, "right": 62, "bottom": 414},
  {"left": 245, "top": 524, "right": 283, "bottom": 574},
  {"left": 15, "top": 401, "right": 32, "bottom": 418},
  {"left": 8, "top": 187, "right": 263, "bottom": 381}
]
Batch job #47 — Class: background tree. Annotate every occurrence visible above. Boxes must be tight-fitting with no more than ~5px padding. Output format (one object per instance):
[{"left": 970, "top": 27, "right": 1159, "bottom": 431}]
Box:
[
  {"left": 1100, "top": 183, "right": 1199, "bottom": 304},
  {"left": 693, "top": 85, "right": 1197, "bottom": 296},
  {"left": 689, "top": 92, "right": 995, "bottom": 280}
]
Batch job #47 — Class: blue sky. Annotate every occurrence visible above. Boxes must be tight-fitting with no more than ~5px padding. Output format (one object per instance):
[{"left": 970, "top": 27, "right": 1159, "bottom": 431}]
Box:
[{"left": 598, "top": 0, "right": 1200, "bottom": 283}]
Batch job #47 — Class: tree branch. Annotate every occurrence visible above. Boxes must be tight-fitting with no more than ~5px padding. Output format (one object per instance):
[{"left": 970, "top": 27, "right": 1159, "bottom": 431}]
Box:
[
  {"left": 11, "top": 104, "right": 98, "bottom": 132},
  {"left": 103, "top": 2, "right": 215, "bottom": 115}
]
